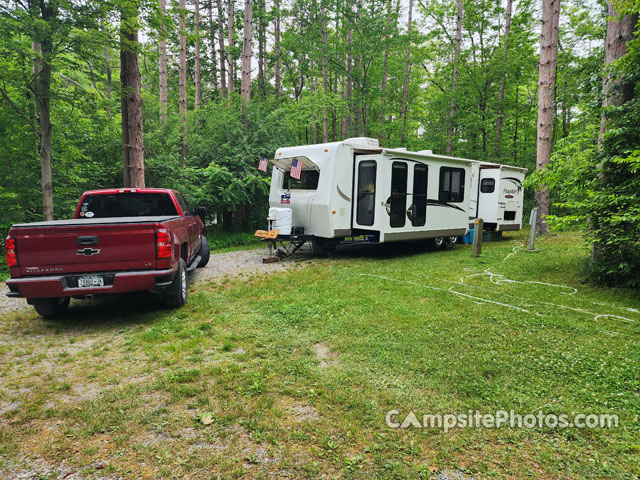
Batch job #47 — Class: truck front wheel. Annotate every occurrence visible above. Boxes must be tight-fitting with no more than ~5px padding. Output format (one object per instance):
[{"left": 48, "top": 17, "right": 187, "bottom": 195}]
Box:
[
  {"left": 30, "top": 297, "right": 70, "bottom": 319},
  {"left": 164, "top": 259, "right": 188, "bottom": 308},
  {"left": 198, "top": 236, "right": 210, "bottom": 267}
]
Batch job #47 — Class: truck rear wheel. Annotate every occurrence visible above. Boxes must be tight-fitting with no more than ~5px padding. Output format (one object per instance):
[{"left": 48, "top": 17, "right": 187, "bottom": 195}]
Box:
[
  {"left": 198, "top": 236, "right": 210, "bottom": 267},
  {"left": 31, "top": 297, "right": 70, "bottom": 319},
  {"left": 164, "top": 259, "right": 188, "bottom": 308}
]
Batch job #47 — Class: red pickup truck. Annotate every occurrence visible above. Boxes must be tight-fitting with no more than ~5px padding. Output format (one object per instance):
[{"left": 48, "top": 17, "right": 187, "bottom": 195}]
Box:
[{"left": 4, "top": 188, "right": 210, "bottom": 318}]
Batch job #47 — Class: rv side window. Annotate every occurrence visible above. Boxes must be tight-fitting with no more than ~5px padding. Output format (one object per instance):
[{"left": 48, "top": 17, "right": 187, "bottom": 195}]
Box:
[
  {"left": 356, "top": 160, "right": 377, "bottom": 226},
  {"left": 390, "top": 162, "right": 408, "bottom": 228},
  {"left": 439, "top": 167, "right": 465, "bottom": 203},
  {"left": 412, "top": 164, "right": 428, "bottom": 227},
  {"left": 284, "top": 169, "right": 320, "bottom": 190},
  {"left": 480, "top": 178, "right": 495, "bottom": 193}
]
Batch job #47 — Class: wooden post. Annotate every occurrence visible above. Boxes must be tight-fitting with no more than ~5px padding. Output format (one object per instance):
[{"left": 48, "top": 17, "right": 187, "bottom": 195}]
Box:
[{"left": 472, "top": 218, "right": 484, "bottom": 257}]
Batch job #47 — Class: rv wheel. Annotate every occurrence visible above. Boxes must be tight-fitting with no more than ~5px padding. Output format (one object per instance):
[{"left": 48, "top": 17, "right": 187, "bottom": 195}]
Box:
[{"left": 312, "top": 238, "right": 336, "bottom": 257}]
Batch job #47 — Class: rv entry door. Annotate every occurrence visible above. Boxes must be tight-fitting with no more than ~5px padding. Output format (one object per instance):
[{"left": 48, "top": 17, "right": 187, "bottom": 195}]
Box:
[{"left": 353, "top": 156, "right": 378, "bottom": 230}]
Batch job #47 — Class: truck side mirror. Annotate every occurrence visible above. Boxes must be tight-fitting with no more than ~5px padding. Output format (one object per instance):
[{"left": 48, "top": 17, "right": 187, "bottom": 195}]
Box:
[{"left": 195, "top": 206, "right": 206, "bottom": 223}]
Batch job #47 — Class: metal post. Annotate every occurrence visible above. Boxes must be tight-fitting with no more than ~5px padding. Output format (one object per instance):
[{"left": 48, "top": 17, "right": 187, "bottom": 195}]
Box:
[
  {"left": 528, "top": 207, "right": 538, "bottom": 251},
  {"left": 472, "top": 218, "right": 484, "bottom": 257}
]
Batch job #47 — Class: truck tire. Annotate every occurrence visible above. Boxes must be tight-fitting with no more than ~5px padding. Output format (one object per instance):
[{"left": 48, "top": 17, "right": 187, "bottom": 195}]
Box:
[
  {"left": 198, "top": 236, "right": 210, "bottom": 267},
  {"left": 164, "top": 259, "right": 187, "bottom": 309},
  {"left": 31, "top": 297, "right": 70, "bottom": 319}
]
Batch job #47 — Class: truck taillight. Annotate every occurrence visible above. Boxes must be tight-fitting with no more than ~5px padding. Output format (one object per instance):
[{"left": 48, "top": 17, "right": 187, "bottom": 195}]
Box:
[
  {"left": 5, "top": 236, "right": 17, "bottom": 267},
  {"left": 156, "top": 229, "right": 172, "bottom": 259}
]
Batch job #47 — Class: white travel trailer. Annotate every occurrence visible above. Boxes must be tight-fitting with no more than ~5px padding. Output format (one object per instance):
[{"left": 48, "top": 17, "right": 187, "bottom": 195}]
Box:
[
  {"left": 468, "top": 161, "right": 527, "bottom": 232},
  {"left": 267, "top": 137, "right": 474, "bottom": 250}
]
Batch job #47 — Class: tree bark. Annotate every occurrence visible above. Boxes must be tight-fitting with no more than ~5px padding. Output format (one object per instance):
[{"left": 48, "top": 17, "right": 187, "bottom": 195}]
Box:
[
  {"left": 534, "top": 0, "right": 560, "bottom": 234},
  {"left": 399, "top": 0, "right": 413, "bottom": 144},
  {"left": 208, "top": 0, "right": 219, "bottom": 93},
  {"left": 274, "top": 0, "right": 281, "bottom": 99},
  {"left": 217, "top": 0, "right": 227, "bottom": 98},
  {"left": 345, "top": 0, "right": 353, "bottom": 136},
  {"left": 599, "top": 3, "right": 637, "bottom": 143},
  {"left": 194, "top": 0, "right": 202, "bottom": 107},
  {"left": 257, "top": 0, "right": 265, "bottom": 95},
  {"left": 446, "top": 0, "right": 463, "bottom": 155},
  {"left": 494, "top": 0, "right": 513, "bottom": 158},
  {"left": 179, "top": 0, "right": 187, "bottom": 162},
  {"left": 227, "top": 0, "right": 235, "bottom": 99},
  {"left": 120, "top": 6, "right": 145, "bottom": 188},
  {"left": 32, "top": 33, "right": 54, "bottom": 220},
  {"left": 321, "top": 3, "right": 329, "bottom": 142},
  {"left": 159, "top": 0, "right": 168, "bottom": 121},
  {"left": 378, "top": 0, "right": 396, "bottom": 144},
  {"left": 240, "top": 0, "right": 252, "bottom": 103}
]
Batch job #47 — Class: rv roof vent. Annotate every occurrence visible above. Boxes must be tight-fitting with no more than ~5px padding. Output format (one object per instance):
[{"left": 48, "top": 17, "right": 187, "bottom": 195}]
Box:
[
  {"left": 395, "top": 147, "right": 408, "bottom": 151},
  {"left": 343, "top": 137, "right": 379, "bottom": 148},
  {"left": 417, "top": 149, "right": 433, "bottom": 155}
]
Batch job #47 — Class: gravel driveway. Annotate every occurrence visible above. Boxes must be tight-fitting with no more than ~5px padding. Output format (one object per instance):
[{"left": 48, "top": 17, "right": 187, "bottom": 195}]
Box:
[{"left": 0, "top": 244, "right": 312, "bottom": 315}]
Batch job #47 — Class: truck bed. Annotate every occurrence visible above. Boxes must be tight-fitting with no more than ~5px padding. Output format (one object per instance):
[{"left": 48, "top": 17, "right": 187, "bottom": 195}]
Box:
[{"left": 10, "top": 216, "right": 180, "bottom": 228}]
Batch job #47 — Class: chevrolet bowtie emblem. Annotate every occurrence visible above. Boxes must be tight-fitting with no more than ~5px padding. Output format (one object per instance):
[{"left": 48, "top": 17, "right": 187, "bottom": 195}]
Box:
[{"left": 77, "top": 248, "right": 101, "bottom": 256}]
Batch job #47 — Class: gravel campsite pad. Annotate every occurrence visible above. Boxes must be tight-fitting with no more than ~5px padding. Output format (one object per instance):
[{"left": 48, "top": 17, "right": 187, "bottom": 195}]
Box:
[{"left": 0, "top": 245, "right": 311, "bottom": 315}]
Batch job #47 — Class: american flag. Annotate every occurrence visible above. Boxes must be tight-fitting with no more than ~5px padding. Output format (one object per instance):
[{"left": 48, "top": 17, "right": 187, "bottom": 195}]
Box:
[
  {"left": 290, "top": 158, "right": 302, "bottom": 180},
  {"left": 258, "top": 156, "right": 268, "bottom": 172}
]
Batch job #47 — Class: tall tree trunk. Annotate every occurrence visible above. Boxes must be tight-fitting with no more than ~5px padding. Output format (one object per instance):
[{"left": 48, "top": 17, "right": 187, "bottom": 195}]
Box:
[
  {"left": 535, "top": 0, "right": 560, "bottom": 234},
  {"left": 378, "top": 0, "right": 395, "bottom": 144},
  {"left": 599, "top": 3, "right": 637, "bottom": 142},
  {"left": 194, "top": 0, "right": 202, "bottom": 107},
  {"left": 159, "top": 0, "right": 168, "bottom": 121},
  {"left": 274, "top": 0, "right": 281, "bottom": 99},
  {"left": 446, "top": 0, "right": 463, "bottom": 155},
  {"left": 240, "top": 0, "right": 253, "bottom": 103},
  {"left": 179, "top": 0, "right": 188, "bottom": 162},
  {"left": 217, "top": 0, "right": 227, "bottom": 98},
  {"left": 345, "top": 0, "right": 353, "bottom": 136},
  {"left": 399, "top": 0, "right": 413, "bottom": 144},
  {"left": 227, "top": 0, "right": 235, "bottom": 100},
  {"left": 257, "top": 0, "right": 265, "bottom": 95},
  {"left": 32, "top": 35, "right": 54, "bottom": 220},
  {"left": 120, "top": 6, "right": 145, "bottom": 188},
  {"left": 321, "top": 3, "right": 329, "bottom": 142},
  {"left": 208, "top": 0, "right": 219, "bottom": 93},
  {"left": 494, "top": 0, "right": 513, "bottom": 158}
]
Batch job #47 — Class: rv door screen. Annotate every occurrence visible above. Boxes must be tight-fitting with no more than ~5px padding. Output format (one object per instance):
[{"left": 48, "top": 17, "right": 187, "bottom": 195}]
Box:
[
  {"left": 390, "top": 162, "right": 408, "bottom": 227},
  {"left": 356, "top": 160, "right": 377, "bottom": 226},
  {"left": 412, "top": 164, "right": 428, "bottom": 226}
]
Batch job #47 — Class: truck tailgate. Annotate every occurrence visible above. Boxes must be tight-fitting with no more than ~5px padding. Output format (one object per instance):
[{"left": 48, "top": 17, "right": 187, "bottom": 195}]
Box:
[{"left": 12, "top": 217, "right": 176, "bottom": 276}]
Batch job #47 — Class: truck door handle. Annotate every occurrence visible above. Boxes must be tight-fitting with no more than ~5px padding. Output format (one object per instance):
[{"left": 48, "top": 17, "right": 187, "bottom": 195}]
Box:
[{"left": 76, "top": 236, "right": 98, "bottom": 246}]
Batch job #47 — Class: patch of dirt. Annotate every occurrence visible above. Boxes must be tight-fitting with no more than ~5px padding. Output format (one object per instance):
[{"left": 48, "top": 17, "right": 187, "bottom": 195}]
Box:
[
  {"left": 290, "top": 404, "right": 320, "bottom": 422},
  {"left": 434, "top": 469, "right": 476, "bottom": 480},
  {"left": 313, "top": 342, "right": 338, "bottom": 368},
  {"left": 0, "top": 456, "right": 122, "bottom": 480}
]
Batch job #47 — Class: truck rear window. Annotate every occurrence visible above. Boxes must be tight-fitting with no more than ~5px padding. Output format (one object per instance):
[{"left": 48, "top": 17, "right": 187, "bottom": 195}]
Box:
[{"left": 79, "top": 193, "right": 178, "bottom": 218}]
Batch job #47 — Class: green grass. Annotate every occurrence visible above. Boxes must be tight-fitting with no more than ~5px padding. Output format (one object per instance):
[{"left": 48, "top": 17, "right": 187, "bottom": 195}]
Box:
[{"left": 0, "top": 231, "right": 638, "bottom": 479}]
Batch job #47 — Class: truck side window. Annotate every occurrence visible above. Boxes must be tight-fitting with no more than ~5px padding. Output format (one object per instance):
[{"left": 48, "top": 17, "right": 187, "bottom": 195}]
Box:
[
  {"left": 174, "top": 193, "right": 191, "bottom": 214},
  {"left": 439, "top": 167, "right": 465, "bottom": 203},
  {"left": 480, "top": 178, "right": 495, "bottom": 193}
]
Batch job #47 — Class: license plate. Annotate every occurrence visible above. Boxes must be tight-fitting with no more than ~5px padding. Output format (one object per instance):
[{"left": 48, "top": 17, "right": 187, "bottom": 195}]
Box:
[{"left": 78, "top": 275, "right": 104, "bottom": 288}]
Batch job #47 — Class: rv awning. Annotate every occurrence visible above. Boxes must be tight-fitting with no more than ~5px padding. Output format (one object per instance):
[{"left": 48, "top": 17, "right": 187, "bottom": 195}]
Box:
[{"left": 270, "top": 155, "right": 319, "bottom": 172}]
